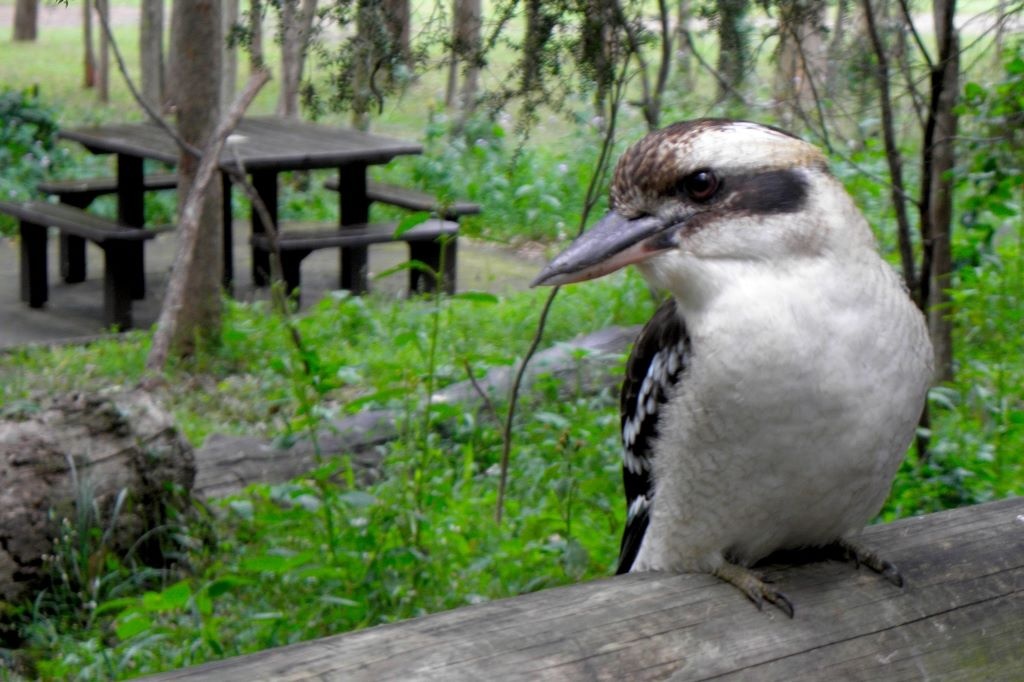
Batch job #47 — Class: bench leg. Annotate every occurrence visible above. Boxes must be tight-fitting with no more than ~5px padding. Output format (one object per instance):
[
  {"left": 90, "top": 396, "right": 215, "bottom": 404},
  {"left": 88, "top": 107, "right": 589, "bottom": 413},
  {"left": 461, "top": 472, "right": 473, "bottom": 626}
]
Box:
[
  {"left": 102, "top": 243, "right": 135, "bottom": 329},
  {"left": 58, "top": 195, "right": 94, "bottom": 283},
  {"left": 60, "top": 234, "right": 87, "bottom": 283},
  {"left": 340, "top": 246, "right": 369, "bottom": 294},
  {"left": 19, "top": 220, "right": 48, "bottom": 308},
  {"left": 251, "top": 170, "right": 277, "bottom": 288},
  {"left": 280, "top": 250, "right": 310, "bottom": 305},
  {"left": 408, "top": 241, "right": 437, "bottom": 294},
  {"left": 222, "top": 172, "right": 234, "bottom": 294},
  {"left": 408, "top": 236, "right": 457, "bottom": 295},
  {"left": 127, "top": 242, "right": 146, "bottom": 300},
  {"left": 441, "top": 236, "right": 457, "bottom": 295}
]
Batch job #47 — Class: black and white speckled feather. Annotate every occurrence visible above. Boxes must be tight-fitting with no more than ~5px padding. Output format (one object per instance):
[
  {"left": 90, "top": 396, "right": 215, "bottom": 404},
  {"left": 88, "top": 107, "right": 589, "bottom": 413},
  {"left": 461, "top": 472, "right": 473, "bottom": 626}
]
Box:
[{"left": 616, "top": 299, "right": 690, "bottom": 574}]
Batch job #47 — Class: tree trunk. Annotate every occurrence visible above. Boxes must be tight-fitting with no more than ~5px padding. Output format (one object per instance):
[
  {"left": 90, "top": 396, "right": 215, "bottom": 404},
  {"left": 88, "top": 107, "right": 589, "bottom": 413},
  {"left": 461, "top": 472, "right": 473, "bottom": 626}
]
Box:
[
  {"left": 167, "top": 0, "right": 224, "bottom": 356},
  {"left": 521, "top": 0, "right": 557, "bottom": 98},
  {"left": 716, "top": 0, "right": 749, "bottom": 106},
  {"left": 12, "top": 0, "right": 38, "bottom": 41},
  {"left": 446, "top": 0, "right": 481, "bottom": 117},
  {"left": 276, "top": 0, "right": 317, "bottom": 118},
  {"left": 773, "top": 1, "right": 827, "bottom": 130},
  {"left": 83, "top": 0, "right": 96, "bottom": 88},
  {"left": 96, "top": 0, "right": 110, "bottom": 102},
  {"left": 675, "top": 0, "right": 693, "bottom": 92},
  {"left": 248, "top": 0, "right": 265, "bottom": 70},
  {"left": 140, "top": 0, "right": 165, "bottom": 111},
  {"left": 223, "top": 0, "right": 240, "bottom": 106},
  {"left": 924, "top": 0, "right": 959, "bottom": 382},
  {"left": 383, "top": 0, "right": 411, "bottom": 69}
]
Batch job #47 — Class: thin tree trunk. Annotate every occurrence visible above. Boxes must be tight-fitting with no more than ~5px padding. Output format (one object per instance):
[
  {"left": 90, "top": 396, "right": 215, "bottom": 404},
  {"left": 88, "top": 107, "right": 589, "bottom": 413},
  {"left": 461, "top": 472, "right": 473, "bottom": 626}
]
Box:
[
  {"left": 383, "top": 0, "right": 410, "bottom": 69},
  {"left": 83, "top": 0, "right": 96, "bottom": 88},
  {"left": 581, "top": 0, "right": 616, "bottom": 117},
  {"left": 773, "top": 1, "right": 827, "bottom": 130},
  {"left": 923, "top": 0, "right": 959, "bottom": 382},
  {"left": 862, "top": 0, "right": 917, "bottom": 296},
  {"left": 13, "top": 0, "right": 38, "bottom": 41},
  {"left": 826, "top": 0, "right": 847, "bottom": 96},
  {"left": 223, "top": 0, "right": 240, "bottom": 106},
  {"left": 146, "top": 71, "right": 268, "bottom": 372},
  {"left": 277, "top": 0, "right": 317, "bottom": 118},
  {"left": 249, "top": 0, "right": 265, "bottom": 70},
  {"left": 447, "top": 0, "right": 481, "bottom": 116},
  {"left": 97, "top": 0, "right": 110, "bottom": 102},
  {"left": 716, "top": 0, "right": 749, "bottom": 106},
  {"left": 164, "top": 0, "right": 224, "bottom": 357},
  {"left": 675, "top": 0, "right": 693, "bottom": 92},
  {"left": 140, "top": 0, "right": 165, "bottom": 111}
]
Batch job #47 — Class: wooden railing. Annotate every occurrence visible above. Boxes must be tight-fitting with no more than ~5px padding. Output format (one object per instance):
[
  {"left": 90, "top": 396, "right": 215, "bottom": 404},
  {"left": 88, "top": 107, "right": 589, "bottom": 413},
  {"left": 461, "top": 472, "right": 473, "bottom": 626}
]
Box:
[{"left": 146, "top": 496, "right": 1024, "bottom": 681}]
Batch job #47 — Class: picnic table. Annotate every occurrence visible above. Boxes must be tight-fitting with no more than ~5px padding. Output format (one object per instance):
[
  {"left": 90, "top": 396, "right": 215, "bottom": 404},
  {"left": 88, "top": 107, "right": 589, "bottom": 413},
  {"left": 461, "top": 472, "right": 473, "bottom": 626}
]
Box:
[{"left": 59, "top": 116, "right": 426, "bottom": 293}]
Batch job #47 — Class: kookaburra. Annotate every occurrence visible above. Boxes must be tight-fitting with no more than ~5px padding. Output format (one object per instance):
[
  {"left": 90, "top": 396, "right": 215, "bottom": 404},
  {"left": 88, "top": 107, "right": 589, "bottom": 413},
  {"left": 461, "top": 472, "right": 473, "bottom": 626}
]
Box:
[{"left": 533, "top": 120, "right": 933, "bottom": 616}]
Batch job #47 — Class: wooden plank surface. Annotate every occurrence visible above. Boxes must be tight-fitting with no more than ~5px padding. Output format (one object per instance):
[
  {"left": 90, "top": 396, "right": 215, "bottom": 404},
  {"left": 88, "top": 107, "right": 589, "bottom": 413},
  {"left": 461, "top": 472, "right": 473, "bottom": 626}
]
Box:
[
  {"left": 37, "top": 173, "right": 178, "bottom": 196},
  {"left": 59, "top": 118, "right": 423, "bottom": 172},
  {"left": 146, "top": 496, "right": 1024, "bottom": 681},
  {"left": 0, "top": 201, "right": 157, "bottom": 242},
  {"left": 252, "top": 220, "right": 459, "bottom": 251},
  {"left": 324, "top": 178, "right": 482, "bottom": 217}
]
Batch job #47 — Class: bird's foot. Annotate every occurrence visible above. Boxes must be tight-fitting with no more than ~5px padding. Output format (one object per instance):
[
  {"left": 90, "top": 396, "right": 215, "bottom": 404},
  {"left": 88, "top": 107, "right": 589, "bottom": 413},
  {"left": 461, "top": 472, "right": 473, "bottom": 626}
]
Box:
[
  {"left": 832, "top": 537, "right": 904, "bottom": 587},
  {"left": 712, "top": 561, "right": 794, "bottom": 618}
]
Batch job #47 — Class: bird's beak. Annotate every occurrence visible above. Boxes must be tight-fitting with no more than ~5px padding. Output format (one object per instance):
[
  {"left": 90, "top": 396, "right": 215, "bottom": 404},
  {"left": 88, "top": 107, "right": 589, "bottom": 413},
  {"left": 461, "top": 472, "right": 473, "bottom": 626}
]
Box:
[{"left": 532, "top": 211, "right": 678, "bottom": 287}]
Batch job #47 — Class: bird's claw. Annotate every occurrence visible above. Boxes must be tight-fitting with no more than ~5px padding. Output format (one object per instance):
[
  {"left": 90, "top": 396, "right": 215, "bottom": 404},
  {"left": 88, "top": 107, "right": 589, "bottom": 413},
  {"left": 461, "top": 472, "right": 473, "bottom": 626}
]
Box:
[
  {"left": 713, "top": 562, "right": 795, "bottom": 618},
  {"left": 835, "top": 538, "right": 905, "bottom": 587}
]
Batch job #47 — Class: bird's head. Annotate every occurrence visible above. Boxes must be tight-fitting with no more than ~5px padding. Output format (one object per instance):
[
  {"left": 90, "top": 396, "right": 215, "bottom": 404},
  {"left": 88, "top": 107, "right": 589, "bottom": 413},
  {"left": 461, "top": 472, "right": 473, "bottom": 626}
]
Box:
[{"left": 533, "top": 120, "right": 874, "bottom": 300}]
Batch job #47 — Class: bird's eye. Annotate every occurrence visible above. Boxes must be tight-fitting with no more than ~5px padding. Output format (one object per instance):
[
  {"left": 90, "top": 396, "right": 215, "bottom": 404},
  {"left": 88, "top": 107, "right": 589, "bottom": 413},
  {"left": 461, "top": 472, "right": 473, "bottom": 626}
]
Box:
[{"left": 679, "top": 170, "right": 719, "bottom": 202}]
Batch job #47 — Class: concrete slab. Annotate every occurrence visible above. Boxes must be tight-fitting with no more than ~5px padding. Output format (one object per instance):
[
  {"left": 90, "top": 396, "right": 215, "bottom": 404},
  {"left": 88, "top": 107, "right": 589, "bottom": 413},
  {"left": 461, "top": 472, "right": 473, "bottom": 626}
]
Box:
[{"left": 0, "top": 224, "right": 545, "bottom": 350}]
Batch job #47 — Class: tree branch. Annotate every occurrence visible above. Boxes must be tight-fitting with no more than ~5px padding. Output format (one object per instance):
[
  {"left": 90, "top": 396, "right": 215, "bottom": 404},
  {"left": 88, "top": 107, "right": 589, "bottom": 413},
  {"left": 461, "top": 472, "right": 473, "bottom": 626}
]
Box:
[
  {"left": 862, "top": 0, "right": 918, "bottom": 301},
  {"left": 495, "top": 59, "right": 630, "bottom": 523},
  {"left": 145, "top": 71, "right": 270, "bottom": 373}
]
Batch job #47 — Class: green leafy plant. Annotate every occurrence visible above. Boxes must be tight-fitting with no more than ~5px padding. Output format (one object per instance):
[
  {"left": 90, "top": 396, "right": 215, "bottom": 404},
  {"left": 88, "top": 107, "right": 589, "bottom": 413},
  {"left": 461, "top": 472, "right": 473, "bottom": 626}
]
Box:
[{"left": 0, "top": 87, "right": 67, "bottom": 235}]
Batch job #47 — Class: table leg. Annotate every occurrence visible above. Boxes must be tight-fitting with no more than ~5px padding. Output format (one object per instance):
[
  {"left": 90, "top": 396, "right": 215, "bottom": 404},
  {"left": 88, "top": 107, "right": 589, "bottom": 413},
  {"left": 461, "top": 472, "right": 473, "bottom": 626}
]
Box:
[
  {"left": 250, "top": 170, "right": 277, "bottom": 287},
  {"left": 221, "top": 172, "right": 234, "bottom": 293},
  {"left": 59, "top": 194, "right": 92, "bottom": 283},
  {"left": 20, "top": 221, "right": 48, "bottom": 308},
  {"left": 338, "top": 163, "right": 370, "bottom": 294},
  {"left": 117, "top": 154, "right": 146, "bottom": 300}
]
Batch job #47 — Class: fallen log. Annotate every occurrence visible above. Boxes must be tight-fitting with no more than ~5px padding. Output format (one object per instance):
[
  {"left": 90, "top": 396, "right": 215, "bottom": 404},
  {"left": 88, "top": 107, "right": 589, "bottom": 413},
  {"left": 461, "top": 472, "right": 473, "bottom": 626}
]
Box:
[
  {"left": 145, "top": 496, "right": 1024, "bottom": 680},
  {"left": 0, "top": 390, "right": 194, "bottom": 607},
  {"left": 193, "top": 325, "right": 640, "bottom": 498}
]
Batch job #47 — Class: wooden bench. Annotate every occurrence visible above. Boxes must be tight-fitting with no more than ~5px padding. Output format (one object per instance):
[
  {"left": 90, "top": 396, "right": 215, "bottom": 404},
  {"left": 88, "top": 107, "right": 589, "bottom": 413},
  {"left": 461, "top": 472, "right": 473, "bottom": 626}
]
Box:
[
  {"left": 37, "top": 173, "right": 177, "bottom": 284},
  {"left": 320, "top": 179, "right": 478, "bottom": 297},
  {"left": 0, "top": 200, "right": 162, "bottom": 330},
  {"left": 251, "top": 219, "right": 459, "bottom": 303},
  {"left": 322, "top": 178, "right": 481, "bottom": 221}
]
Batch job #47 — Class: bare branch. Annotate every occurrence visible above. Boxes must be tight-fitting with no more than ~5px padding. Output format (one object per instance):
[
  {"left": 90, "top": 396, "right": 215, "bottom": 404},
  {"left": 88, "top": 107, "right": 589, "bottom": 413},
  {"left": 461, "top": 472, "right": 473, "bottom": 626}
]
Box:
[
  {"left": 897, "top": 0, "right": 935, "bottom": 69},
  {"left": 146, "top": 71, "right": 270, "bottom": 373},
  {"left": 462, "top": 359, "right": 501, "bottom": 425},
  {"left": 679, "top": 29, "right": 753, "bottom": 110},
  {"left": 862, "top": 0, "right": 918, "bottom": 299},
  {"left": 496, "top": 59, "right": 630, "bottom": 524}
]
